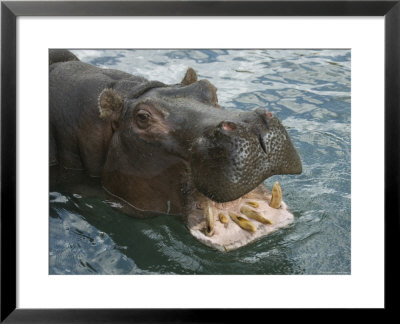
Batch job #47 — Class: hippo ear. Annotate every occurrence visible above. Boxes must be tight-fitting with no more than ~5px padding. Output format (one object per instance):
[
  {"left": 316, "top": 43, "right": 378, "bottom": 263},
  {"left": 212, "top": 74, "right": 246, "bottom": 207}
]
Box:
[
  {"left": 98, "top": 88, "right": 123, "bottom": 121},
  {"left": 181, "top": 67, "right": 198, "bottom": 85}
]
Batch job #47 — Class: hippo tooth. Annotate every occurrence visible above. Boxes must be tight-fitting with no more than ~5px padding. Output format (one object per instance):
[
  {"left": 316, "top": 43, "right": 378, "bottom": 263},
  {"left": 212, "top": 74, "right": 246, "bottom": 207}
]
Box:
[
  {"left": 205, "top": 205, "right": 215, "bottom": 237},
  {"left": 245, "top": 201, "right": 259, "bottom": 208},
  {"left": 269, "top": 181, "right": 282, "bottom": 209},
  {"left": 229, "top": 212, "right": 257, "bottom": 233},
  {"left": 240, "top": 206, "right": 272, "bottom": 225},
  {"left": 218, "top": 212, "right": 229, "bottom": 224}
]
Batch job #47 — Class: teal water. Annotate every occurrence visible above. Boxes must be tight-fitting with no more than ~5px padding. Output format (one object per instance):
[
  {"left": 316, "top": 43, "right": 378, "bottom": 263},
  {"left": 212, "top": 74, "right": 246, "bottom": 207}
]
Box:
[{"left": 49, "top": 49, "right": 351, "bottom": 274}]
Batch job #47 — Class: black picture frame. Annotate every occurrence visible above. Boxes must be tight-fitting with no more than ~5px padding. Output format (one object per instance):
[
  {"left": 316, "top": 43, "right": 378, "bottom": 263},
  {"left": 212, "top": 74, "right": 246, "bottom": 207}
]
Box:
[{"left": 1, "top": 0, "right": 399, "bottom": 322}]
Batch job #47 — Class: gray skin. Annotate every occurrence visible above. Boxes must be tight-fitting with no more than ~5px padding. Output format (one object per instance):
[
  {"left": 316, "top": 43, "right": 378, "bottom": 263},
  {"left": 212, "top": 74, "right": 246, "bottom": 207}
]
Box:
[{"left": 49, "top": 50, "right": 302, "bottom": 216}]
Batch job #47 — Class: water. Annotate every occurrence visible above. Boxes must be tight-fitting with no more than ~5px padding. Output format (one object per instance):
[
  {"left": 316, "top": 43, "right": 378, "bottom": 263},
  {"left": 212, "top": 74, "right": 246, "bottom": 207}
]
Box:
[{"left": 49, "top": 49, "right": 351, "bottom": 275}]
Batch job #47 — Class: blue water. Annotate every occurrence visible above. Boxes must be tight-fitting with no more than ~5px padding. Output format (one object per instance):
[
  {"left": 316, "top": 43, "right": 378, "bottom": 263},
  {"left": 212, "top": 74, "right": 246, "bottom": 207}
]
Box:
[{"left": 49, "top": 49, "right": 351, "bottom": 274}]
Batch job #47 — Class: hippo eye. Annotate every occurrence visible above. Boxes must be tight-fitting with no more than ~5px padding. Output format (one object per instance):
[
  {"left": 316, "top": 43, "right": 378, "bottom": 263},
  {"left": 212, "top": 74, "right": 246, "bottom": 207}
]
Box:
[{"left": 135, "top": 110, "right": 151, "bottom": 128}]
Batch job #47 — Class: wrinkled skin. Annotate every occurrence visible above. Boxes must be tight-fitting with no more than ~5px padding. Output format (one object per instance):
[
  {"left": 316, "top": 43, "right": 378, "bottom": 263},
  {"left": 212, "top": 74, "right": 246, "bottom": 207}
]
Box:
[{"left": 50, "top": 50, "right": 302, "bottom": 248}]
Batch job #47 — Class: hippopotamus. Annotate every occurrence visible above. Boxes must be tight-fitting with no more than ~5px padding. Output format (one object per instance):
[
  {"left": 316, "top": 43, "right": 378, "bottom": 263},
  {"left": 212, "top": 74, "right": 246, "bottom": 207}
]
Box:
[{"left": 49, "top": 49, "right": 302, "bottom": 251}]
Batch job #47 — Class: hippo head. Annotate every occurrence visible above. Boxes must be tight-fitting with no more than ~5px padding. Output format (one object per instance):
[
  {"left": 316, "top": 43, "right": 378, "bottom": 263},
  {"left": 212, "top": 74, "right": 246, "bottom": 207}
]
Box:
[{"left": 98, "top": 68, "right": 302, "bottom": 241}]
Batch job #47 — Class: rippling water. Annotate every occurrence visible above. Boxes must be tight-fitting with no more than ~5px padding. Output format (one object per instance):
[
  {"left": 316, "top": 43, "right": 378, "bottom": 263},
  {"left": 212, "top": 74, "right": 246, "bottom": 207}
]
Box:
[{"left": 49, "top": 49, "right": 351, "bottom": 274}]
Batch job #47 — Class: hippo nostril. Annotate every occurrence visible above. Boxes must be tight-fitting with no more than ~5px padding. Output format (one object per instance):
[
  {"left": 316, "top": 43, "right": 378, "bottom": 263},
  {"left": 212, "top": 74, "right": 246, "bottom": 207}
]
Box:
[
  {"left": 259, "top": 133, "right": 267, "bottom": 154},
  {"left": 255, "top": 108, "right": 270, "bottom": 129},
  {"left": 219, "top": 121, "right": 237, "bottom": 132}
]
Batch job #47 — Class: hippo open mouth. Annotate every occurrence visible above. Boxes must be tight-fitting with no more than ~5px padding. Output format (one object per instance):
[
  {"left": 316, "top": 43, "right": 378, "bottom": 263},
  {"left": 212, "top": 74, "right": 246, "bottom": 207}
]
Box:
[
  {"left": 185, "top": 182, "right": 295, "bottom": 251},
  {"left": 49, "top": 50, "right": 302, "bottom": 252}
]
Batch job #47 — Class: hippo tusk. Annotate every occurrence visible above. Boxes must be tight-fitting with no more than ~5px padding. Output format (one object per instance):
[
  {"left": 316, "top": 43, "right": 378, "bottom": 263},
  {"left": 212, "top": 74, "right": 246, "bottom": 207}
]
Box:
[
  {"left": 229, "top": 212, "right": 257, "bottom": 233},
  {"left": 205, "top": 204, "right": 215, "bottom": 236},
  {"left": 240, "top": 206, "right": 272, "bottom": 225},
  {"left": 269, "top": 181, "right": 282, "bottom": 209},
  {"left": 245, "top": 201, "right": 259, "bottom": 208},
  {"left": 218, "top": 212, "right": 229, "bottom": 224}
]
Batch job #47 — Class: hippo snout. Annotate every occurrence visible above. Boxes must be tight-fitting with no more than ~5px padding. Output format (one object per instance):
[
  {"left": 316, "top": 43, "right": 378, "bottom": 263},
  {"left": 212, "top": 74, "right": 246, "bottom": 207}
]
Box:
[{"left": 190, "top": 111, "right": 302, "bottom": 202}]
